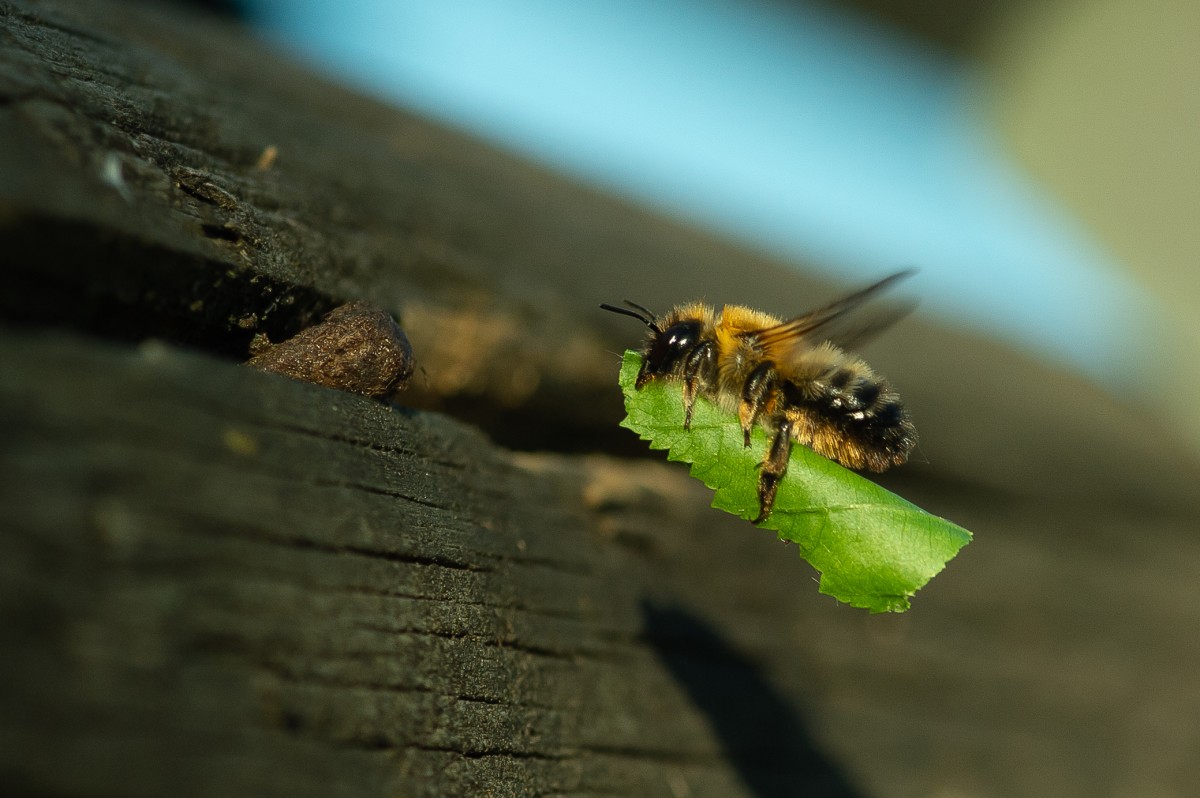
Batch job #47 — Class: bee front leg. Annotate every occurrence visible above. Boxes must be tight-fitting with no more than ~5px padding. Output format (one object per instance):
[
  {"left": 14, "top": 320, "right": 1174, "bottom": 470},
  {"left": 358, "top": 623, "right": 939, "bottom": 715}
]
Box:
[
  {"left": 681, "top": 341, "right": 716, "bottom": 429},
  {"left": 739, "top": 362, "right": 775, "bottom": 447},
  {"left": 752, "top": 417, "right": 792, "bottom": 524}
]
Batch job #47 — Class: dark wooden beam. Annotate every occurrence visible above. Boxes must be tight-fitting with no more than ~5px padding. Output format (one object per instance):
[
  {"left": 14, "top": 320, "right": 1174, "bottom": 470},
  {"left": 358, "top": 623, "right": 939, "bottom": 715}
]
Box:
[{"left": 3, "top": 1, "right": 1200, "bottom": 796}]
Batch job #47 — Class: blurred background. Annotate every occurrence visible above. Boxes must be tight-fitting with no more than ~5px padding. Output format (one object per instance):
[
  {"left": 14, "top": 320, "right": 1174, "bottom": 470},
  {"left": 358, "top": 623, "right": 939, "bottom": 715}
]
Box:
[
  {"left": 239, "top": 0, "right": 1200, "bottom": 451},
  {"left": 5, "top": 2, "right": 1198, "bottom": 795}
]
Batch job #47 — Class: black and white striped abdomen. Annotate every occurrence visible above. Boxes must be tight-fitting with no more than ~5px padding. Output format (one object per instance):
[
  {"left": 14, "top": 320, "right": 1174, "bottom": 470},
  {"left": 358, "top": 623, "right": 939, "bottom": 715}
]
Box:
[{"left": 781, "top": 362, "right": 917, "bottom": 472}]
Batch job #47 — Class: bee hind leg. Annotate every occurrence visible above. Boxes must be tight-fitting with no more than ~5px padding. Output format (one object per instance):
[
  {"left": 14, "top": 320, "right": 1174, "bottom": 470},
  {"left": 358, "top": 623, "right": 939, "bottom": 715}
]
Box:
[{"left": 752, "top": 418, "right": 792, "bottom": 524}]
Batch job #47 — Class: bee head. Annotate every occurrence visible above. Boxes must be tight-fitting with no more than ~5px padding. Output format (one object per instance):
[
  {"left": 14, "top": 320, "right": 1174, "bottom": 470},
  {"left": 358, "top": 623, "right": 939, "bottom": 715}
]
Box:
[
  {"left": 639, "top": 319, "right": 703, "bottom": 387},
  {"left": 600, "top": 301, "right": 705, "bottom": 389}
]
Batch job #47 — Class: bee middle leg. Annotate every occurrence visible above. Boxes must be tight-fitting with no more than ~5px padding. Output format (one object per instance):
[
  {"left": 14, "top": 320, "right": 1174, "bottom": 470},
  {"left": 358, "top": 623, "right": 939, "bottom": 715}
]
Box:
[
  {"left": 752, "top": 417, "right": 792, "bottom": 524},
  {"left": 739, "top": 362, "right": 776, "bottom": 447}
]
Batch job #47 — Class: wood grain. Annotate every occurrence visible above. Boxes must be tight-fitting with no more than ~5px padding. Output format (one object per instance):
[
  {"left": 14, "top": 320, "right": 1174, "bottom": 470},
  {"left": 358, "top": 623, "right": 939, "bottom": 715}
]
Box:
[
  {"left": 0, "top": 332, "right": 863, "bottom": 797},
  {"left": 4, "top": 1, "right": 1200, "bottom": 796}
]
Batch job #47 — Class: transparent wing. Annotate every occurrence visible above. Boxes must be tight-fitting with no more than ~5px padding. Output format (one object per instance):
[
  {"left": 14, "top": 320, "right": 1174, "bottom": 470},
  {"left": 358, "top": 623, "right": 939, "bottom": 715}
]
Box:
[{"left": 743, "top": 269, "right": 916, "bottom": 360}]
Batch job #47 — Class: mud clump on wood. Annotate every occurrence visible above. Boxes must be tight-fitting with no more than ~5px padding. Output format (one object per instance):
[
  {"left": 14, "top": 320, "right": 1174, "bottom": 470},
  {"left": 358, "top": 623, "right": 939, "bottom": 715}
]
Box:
[{"left": 246, "top": 302, "right": 415, "bottom": 398}]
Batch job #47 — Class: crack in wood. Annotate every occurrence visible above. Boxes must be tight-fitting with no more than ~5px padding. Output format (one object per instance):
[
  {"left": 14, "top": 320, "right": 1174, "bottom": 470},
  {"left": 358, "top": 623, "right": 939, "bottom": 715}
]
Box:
[
  {"left": 406, "top": 743, "right": 575, "bottom": 763},
  {"left": 308, "top": 478, "right": 463, "bottom": 516}
]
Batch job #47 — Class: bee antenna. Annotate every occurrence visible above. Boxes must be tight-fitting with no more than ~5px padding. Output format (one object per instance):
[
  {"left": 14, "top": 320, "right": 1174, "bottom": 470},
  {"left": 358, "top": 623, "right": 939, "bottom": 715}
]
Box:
[
  {"left": 622, "top": 299, "right": 657, "bottom": 319},
  {"left": 600, "top": 301, "right": 659, "bottom": 331}
]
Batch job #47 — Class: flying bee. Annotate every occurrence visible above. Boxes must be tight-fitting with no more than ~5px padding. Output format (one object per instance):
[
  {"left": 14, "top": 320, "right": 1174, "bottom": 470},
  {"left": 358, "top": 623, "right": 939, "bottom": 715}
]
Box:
[{"left": 601, "top": 270, "right": 918, "bottom": 524}]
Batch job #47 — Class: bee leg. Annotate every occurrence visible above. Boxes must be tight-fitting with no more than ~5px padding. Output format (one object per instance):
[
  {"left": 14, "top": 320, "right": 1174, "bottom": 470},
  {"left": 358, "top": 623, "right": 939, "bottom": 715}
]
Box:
[
  {"left": 681, "top": 341, "right": 716, "bottom": 429},
  {"left": 739, "top": 362, "right": 775, "bottom": 447},
  {"left": 752, "top": 418, "right": 792, "bottom": 524}
]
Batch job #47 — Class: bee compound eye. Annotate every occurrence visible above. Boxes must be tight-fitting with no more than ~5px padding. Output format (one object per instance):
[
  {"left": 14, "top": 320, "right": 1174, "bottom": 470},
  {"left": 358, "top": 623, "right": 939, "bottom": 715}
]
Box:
[{"left": 664, "top": 321, "right": 700, "bottom": 351}]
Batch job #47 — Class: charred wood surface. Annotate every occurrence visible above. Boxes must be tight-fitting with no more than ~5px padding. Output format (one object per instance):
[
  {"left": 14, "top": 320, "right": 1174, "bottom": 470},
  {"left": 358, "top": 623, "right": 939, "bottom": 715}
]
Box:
[{"left": 4, "top": 2, "right": 1200, "bottom": 797}]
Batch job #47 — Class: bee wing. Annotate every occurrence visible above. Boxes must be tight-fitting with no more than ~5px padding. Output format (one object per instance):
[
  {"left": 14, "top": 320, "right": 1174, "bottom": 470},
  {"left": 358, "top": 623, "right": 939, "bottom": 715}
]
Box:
[
  {"left": 816, "top": 297, "right": 918, "bottom": 351},
  {"left": 743, "top": 269, "right": 916, "bottom": 359}
]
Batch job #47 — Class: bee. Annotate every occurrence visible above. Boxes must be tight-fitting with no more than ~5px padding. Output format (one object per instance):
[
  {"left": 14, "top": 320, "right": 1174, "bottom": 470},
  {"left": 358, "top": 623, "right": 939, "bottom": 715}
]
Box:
[{"left": 601, "top": 270, "right": 918, "bottom": 523}]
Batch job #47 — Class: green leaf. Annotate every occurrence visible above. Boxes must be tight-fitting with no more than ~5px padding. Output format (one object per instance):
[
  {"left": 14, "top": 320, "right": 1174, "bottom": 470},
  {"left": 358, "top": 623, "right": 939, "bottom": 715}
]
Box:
[{"left": 617, "top": 350, "right": 971, "bottom": 612}]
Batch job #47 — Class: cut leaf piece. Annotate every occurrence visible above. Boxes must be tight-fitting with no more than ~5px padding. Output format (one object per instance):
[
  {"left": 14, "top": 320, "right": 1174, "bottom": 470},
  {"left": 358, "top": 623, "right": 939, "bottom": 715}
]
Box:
[{"left": 617, "top": 350, "right": 971, "bottom": 612}]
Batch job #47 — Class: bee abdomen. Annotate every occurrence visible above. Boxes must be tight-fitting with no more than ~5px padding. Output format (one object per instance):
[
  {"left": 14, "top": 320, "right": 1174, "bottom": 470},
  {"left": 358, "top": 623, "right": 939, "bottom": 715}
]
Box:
[{"left": 783, "top": 367, "right": 917, "bottom": 471}]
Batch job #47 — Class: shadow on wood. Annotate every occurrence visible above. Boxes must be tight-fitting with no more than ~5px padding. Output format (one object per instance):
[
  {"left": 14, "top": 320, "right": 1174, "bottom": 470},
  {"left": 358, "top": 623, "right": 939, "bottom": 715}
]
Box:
[{"left": 642, "top": 600, "right": 864, "bottom": 798}]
